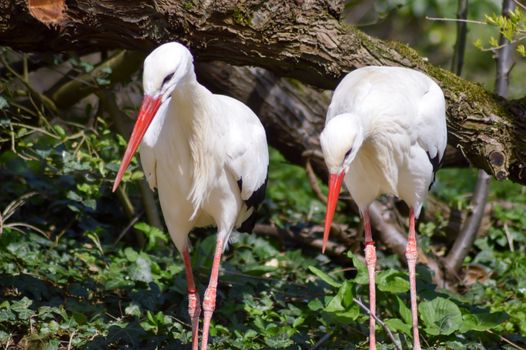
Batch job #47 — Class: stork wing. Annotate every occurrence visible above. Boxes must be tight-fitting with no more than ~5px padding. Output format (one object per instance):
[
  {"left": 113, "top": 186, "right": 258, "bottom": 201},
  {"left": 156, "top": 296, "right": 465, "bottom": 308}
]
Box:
[
  {"left": 416, "top": 81, "right": 448, "bottom": 180},
  {"left": 219, "top": 96, "right": 269, "bottom": 206}
]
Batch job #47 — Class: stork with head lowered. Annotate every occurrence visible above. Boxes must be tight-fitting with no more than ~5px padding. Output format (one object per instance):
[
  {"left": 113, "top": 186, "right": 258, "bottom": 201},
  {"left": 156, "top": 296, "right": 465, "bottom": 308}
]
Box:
[{"left": 320, "top": 66, "right": 447, "bottom": 350}]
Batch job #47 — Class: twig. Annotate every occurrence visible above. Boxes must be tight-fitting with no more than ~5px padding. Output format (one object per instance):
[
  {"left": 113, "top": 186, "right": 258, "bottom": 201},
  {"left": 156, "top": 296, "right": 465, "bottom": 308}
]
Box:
[
  {"left": 353, "top": 297, "right": 402, "bottom": 350},
  {"left": 3, "top": 333, "right": 12, "bottom": 350},
  {"left": 451, "top": 0, "right": 469, "bottom": 75},
  {"left": 503, "top": 223, "right": 515, "bottom": 252},
  {"left": 302, "top": 149, "right": 324, "bottom": 160},
  {"left": 113, "top": 212, "right": 143, "bottom": 246},
  {"left": 2, "top": 192, "right": 38, "bottom": 221},
  {"left": 487, "top": 330, "right": 526, "bottom": 350},
  {"left": 513, "top": 0, "right": 526, "bottom": 11},
  {"left": 67, "top": 330, "right": 76, "bottom": 350},
  {"left": 253, "top": 223, "right": 350, "bottom": 262},
  {"left": 495, "top": 0, "right": 516, "bottom": 99},
  {"left": 309, "top": 333, "right": 332, "bottom": 350},
  {"left": 304, "top": 157, "right": 327, "bottom": 204},
  {"left": 425, "top": 16, "right": 486, "bottom": 25}
]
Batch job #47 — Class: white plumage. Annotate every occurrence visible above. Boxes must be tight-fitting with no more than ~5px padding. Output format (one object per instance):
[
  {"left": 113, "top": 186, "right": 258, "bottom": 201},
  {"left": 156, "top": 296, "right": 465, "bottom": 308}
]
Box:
[
  {"left": 320, "top": 66, "right": 447, "bottom": 350},
  {"left": 140, "top": 90, "right": 268, "bottom": 251},
  {"left": 322, "top": 66, "right": 446, "bottom": 215},
  {"left": 113, "top": 42, "right": 268, "bottom": 350}
]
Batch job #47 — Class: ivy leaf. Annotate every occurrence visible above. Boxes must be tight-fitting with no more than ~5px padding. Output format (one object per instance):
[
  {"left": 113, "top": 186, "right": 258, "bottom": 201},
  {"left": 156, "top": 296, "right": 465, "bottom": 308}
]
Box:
[
  {"left": 460, "top": 311, "right": 508, "bottom": 333},
  {"left": 11, "top": 297, "right": 34, "bottom": 320},
  {"left": 419, "top": 297, "right": 462, "bottom": 335},
  {"left": 377, "top": 269, "right": 410, "bottom": 293}
]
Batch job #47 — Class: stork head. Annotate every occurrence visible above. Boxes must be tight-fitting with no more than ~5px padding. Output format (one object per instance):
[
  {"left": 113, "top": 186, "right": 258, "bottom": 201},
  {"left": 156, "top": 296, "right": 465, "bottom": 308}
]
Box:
[
  {"left": 319, "top": 114, "right": 364, "bottom": 253},
  {"left": 112, "top": 42, "right": 195, "bottom": 192}
]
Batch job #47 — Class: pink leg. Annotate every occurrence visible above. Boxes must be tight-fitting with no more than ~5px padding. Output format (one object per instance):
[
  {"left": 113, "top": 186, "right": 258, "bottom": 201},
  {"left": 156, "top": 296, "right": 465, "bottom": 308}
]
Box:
[
  {"left": 406, "top": 208, "right": 421, "bottom": 350},
  {"left": 200, "top": 238, "right": 224, "bottom": 350},
  {"left": 183, "top": 247, "right": 201, "bottom": 350},
  {"left": 363, "top": 211, "right": 376, "bottom": 350}
]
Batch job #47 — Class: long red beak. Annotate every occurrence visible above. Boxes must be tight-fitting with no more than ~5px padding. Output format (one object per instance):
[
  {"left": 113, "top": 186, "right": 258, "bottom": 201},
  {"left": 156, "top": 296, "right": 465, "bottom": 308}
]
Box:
[
  {"left": 322, "top": 172, "right": 345, "bottom": 253},
  {"left": 112, "top": 95, "right": 162, "bottom": 192}
]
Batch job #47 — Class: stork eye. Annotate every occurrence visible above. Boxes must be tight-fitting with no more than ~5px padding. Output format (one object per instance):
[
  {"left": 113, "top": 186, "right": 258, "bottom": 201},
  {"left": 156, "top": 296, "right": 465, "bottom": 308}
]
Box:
[
  {"left": 162, "top": 72, "right": 174, "bottom": 86},
  {"left": 344, "top": 148, "right": 352, "bottom": 159}
]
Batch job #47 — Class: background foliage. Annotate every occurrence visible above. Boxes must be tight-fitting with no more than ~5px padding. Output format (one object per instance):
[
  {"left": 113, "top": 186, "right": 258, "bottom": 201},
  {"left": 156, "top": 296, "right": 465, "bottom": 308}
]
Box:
[{"left": 1, "top": 1, "right": 525, "bottom": 349}]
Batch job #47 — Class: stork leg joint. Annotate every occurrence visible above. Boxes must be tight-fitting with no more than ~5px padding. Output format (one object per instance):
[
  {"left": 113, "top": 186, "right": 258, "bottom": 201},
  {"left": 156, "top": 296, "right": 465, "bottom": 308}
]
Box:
[
  {"left": 188, "top": 288, "right": 201, "bottom": 320},
  {"left": 405, "top": 239, "right": 418, "bottom": 263},
  {"left": 203, "top": 286, "right": 217, "bottom": 315},
  {"left": 365, "top": 243, "right": 377, "bottom": 267}
]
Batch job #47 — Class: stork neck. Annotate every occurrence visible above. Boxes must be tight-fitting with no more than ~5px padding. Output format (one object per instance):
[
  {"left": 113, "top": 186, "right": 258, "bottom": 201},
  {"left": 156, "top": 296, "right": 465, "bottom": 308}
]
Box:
[{"left": 169, "top": 76, "right": 215, "bottom": 130}]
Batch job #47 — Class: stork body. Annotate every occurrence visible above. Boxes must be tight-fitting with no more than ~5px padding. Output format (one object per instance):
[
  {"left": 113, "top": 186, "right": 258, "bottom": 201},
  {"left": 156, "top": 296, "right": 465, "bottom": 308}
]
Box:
[
  {"left": 320, "top": 66, "right": 447, "bottom": 350},
  {"left": 113, "top": 42, "right": 269, "bottom": 350}
]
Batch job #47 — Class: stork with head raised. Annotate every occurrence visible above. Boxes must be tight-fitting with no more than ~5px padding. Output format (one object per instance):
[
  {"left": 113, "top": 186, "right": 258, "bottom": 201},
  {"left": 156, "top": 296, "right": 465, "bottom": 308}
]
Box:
[
  {"left": 320, "top": 66, "right": 447, "bottom": 350},
  {"left": 113, "top": 42, "right": 269, "bottom": 350}
]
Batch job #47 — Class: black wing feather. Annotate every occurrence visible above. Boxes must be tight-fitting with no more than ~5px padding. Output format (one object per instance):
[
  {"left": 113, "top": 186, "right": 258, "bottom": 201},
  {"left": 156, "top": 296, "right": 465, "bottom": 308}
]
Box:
[
  {"left": 238, "top": 175, "right": 268, "bottom": 233},
  {"left": 427, "top": 152, "right": 443, "bottom": 190}
]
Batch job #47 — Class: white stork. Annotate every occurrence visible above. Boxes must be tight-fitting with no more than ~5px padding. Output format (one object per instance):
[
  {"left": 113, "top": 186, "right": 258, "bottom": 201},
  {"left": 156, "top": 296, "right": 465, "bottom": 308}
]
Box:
[
  {"left": 112, "top": 42, "right": 269, "bottom": 350},
  {"left": 320, "top": 66, "right": 447, "bottom": 350}
]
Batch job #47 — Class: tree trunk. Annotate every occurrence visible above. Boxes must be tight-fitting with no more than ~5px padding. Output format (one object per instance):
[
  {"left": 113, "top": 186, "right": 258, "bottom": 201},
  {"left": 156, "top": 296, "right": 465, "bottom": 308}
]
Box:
[{"left": 1, "top": 0, "right": 525, "bottom": 184}]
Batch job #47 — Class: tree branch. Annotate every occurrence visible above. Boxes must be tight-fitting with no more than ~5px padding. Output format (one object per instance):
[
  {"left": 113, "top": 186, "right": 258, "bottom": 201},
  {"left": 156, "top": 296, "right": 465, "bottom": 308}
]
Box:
[
  {"left": 1, "top": 0, "right": 525, "bottom": 184},
  {"left": 444, "top": 0, "right": 516, "bottom": 279}
]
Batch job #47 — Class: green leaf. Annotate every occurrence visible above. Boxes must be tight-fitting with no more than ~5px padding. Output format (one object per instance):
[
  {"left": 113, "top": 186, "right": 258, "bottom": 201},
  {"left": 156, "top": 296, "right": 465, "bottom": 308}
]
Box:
[
  {"left": 517, "top": 44, "right": 526, "bottom": 57},
  {"left": 419, "top": 297, "right": 462, "bottom": 335},
  {"left": 11, "top": 297, "right": 34, "bottom": 320},
  {"left": 0, "top": 96, "right": 9, "bottom": 110},
  {"left": 308, "top": 266, "right": 341, "bottom": 288},
  {"left": 323, "top": 281, "right": 359, "bottom": 322},
  {"left": 460, "top": 311, "right": 508, "bottom": 333},
  {"left": 385, "top": 318, "right": 412, "bottom": 336},
  {"left": 53, "top": 125, "right": 66, "bottom": 137},
  {"left": 347, "top": 251, "right": 369, "bottom": 284},
  {"left": 377, "top": 269, "right": 410, "bottom": 293},
  {"left": 397, "top": 296, "right": 412, "bottom": 325},
  {"left": 308, "top": 299, "right": 324, "bottom": 311},
  {"left": 489, "top": 36, "right": 499, "bottom": 47},
  {"left": 133, "top": 222, "right": 168, "bottom": 251},
  {"left": 85, "top": 230, "right": 104, "bottom": 255}
]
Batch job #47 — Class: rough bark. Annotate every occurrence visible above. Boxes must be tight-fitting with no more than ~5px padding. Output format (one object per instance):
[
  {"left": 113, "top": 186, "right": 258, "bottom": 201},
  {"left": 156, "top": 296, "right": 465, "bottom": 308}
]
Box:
[{"left": 1, "top": 0, "right": 525, "bottom": 184}]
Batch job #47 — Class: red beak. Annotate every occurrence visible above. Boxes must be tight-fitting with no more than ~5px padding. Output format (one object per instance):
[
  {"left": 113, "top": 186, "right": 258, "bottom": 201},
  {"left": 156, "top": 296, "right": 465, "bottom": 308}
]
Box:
[
  {"left": 112, "top": 95, "right": 162, "bottom": 192},
  {"left": 322, "top": 172, "right": 345, "bottom": 253}
]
